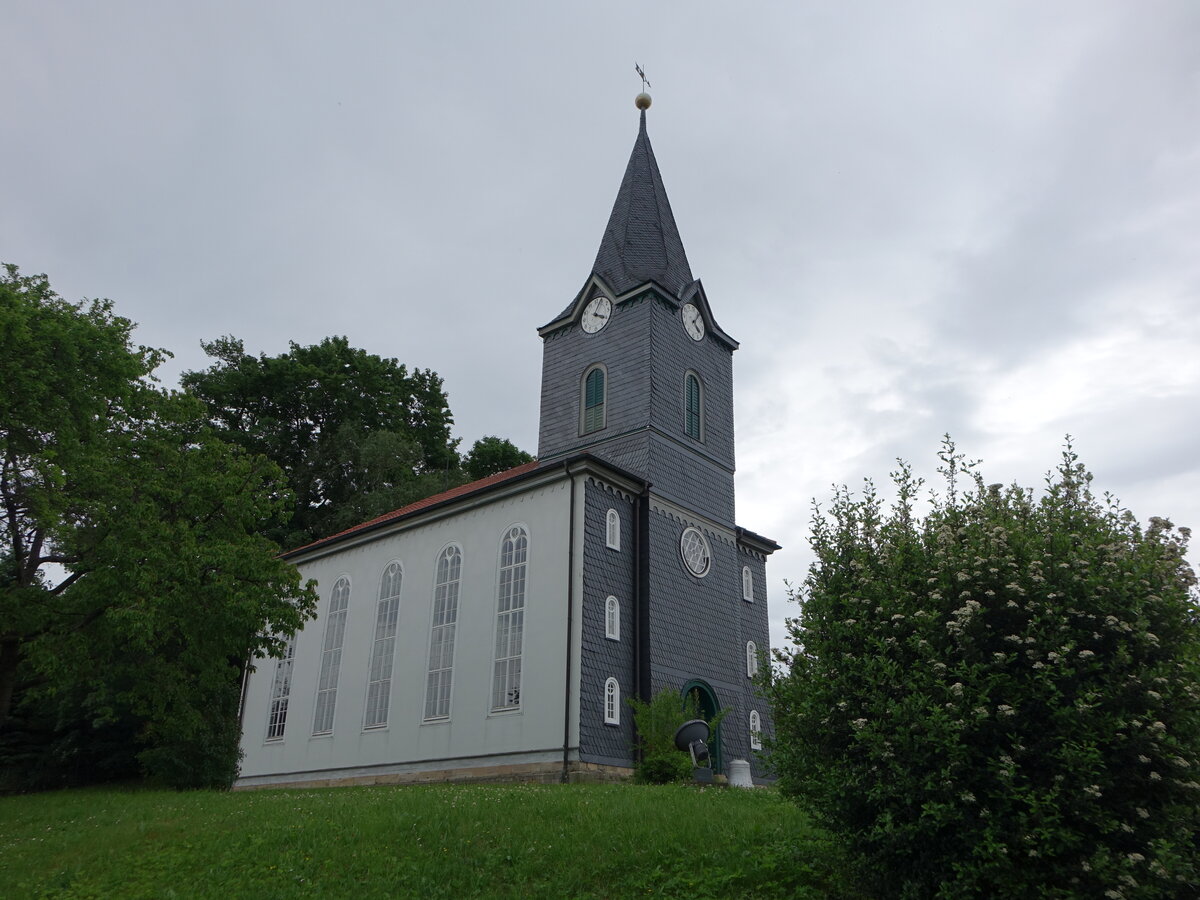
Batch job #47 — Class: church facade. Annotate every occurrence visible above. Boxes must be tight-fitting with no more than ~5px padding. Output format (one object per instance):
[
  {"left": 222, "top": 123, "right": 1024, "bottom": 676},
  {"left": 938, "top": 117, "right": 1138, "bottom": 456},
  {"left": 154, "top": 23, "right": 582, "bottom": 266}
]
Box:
[{"left": 234, "top": 98, "right": 778, "bottom": 788}]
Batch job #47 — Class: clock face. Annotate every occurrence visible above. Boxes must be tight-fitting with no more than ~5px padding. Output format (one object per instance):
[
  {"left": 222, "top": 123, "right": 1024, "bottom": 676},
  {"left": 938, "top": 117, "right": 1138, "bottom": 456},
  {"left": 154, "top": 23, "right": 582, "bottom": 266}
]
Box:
[
  {"left": 681, "top": 303, "right": 705, "bottom": 341},
  {"left": 581, "top": 296, "right": 612, "bottom": 334}
]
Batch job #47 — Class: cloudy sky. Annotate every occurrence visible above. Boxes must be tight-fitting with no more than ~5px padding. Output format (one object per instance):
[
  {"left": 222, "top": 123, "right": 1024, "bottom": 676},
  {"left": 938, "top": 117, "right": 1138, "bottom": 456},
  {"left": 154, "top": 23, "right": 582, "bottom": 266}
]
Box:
[{"left": 6, "top": 2, "right": 1198, "bottom": 649}]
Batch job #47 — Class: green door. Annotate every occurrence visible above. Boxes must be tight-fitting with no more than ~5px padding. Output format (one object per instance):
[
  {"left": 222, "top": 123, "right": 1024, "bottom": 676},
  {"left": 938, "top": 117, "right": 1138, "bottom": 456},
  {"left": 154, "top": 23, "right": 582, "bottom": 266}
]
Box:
[{"left": 681, "top": 680, "right": 722, "bottom": 774}]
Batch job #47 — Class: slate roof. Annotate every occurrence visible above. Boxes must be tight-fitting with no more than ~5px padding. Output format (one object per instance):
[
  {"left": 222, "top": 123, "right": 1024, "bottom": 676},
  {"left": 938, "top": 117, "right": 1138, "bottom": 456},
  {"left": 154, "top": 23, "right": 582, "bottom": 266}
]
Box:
[{"left": 549, "top": 109, "right": 694, "bottom": 326}]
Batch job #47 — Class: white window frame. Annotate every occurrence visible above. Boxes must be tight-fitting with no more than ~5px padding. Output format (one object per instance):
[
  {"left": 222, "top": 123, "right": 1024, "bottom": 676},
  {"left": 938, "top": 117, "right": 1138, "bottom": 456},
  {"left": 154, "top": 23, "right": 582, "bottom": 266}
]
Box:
[
  {"left": 424, "top": 545, "right": 463, "bottom": 721},
  {"left": 491, "top": 525, "right": 528, "bottom": 712},
  {"left": 312, "top": 576, "right": 351, "bottom": 735},
  {"left": 605, "top": 596, "right": 620, "bottom": 641},
  {"left": 364, "top": 561, "right": 403, "bottom": 729},
  {"left": 604, "top": 677, "right": 620, "bottom": 725},
  {"left": 749, "top": 710, "right": 763, "bottom": 750},
  {"left": 605, "top": 508, "right": 621, "bottom": 550},
  {"left": 746, "top": 640, "right": 758, "bottom": 678},
  {"left": 680, "top": 526, "right": 712, "bottom": 578},
  {"left": 742, "top": 565, "right": 754, "bottom": 602},
  {"left": 265, "top": 636, "right": 296, "bottom": 741}
]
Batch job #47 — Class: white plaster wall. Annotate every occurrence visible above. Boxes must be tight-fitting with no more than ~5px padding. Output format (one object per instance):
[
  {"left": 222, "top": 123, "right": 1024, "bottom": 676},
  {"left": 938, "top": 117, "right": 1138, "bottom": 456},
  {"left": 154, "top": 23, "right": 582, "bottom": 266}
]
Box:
[{"left": 239, "top": 478, "right": 576, "bottom": 780}]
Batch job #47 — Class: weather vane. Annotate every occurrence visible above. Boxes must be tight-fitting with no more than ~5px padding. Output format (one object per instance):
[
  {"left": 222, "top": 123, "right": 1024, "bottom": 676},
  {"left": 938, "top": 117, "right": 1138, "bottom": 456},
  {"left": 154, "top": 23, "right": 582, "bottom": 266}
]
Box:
[{"left": 635, "top": 62, "right": 651, "bottom": 91}]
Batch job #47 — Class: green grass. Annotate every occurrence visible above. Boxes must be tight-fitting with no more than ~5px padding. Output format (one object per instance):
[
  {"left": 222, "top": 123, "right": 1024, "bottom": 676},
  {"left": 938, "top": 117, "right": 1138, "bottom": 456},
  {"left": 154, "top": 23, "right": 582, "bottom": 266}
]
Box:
[{"left": 0, "top": 782, "right": 845, "bottom": 899}]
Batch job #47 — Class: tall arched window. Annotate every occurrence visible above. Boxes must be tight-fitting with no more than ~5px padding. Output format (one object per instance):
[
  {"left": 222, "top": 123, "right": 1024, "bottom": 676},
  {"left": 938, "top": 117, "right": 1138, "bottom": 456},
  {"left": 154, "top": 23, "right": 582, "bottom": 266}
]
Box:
[
  {"left": 492, "top": 525, "right": 528, "bottom": 711},
  {"left": 746, "top": 640, "right": 758, "bottom": 678},
  {"left": 604, "top": 677, "right": 620, "bottom": 724},
  {"left": 364, "top": 562, "right": 403, "bottom": 729},
  {"left": 749, "top": 710, "right": 763, "bottom": 750},
  {"left": 684, "top": 372, "right": 702, "bottom": 440},
  {"left": 605, "top": 596, "right": 620, "bottom": 641},
  {"left": 582, "top": 366, "right": 606, "bottom": 434},
  {"left": 265, "top": 636, "right": 296, "bottom": 741},
  {"left": 605, "top": 508, "right": 621, "bottom": 550},
  {"left": 313, "top": 576, "right": 351, "bottom": 734},
  {"left": 425, "top": 545, "right": 462, "bottom": 720},
  {"left": 742, "top": 566, "right": 754, "bottom": 602}
]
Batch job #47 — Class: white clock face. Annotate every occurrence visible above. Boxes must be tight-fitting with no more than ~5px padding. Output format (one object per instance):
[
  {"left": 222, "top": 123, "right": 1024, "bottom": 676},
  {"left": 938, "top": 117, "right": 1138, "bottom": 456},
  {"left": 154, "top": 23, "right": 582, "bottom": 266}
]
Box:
[
  {"left": 581, "top": 296, "right": 612, "bottom": 334},
  {"left": 681, "top": 303, "right": 705, "bottom": 341}
]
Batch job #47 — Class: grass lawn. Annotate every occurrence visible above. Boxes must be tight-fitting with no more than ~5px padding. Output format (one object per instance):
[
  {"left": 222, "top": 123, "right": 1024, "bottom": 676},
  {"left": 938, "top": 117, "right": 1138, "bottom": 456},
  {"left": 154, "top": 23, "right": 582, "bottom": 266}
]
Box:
[{"left": 0, "top": 782, "right": 844, "bottom": 898}]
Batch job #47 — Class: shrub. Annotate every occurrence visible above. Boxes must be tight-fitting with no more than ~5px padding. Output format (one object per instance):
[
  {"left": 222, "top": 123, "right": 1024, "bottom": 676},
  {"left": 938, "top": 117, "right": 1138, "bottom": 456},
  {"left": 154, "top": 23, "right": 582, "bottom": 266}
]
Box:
[{"left": 766, "top": 439, "right": 1200, "bottom": 898}]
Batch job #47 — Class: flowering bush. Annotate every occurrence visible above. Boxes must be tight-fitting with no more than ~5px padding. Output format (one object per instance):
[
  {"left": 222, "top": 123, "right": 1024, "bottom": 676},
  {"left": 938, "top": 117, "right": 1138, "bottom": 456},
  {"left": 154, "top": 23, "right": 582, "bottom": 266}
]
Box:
[{"left": 766, "top": 440, "right": 1200, "bottom": 898}]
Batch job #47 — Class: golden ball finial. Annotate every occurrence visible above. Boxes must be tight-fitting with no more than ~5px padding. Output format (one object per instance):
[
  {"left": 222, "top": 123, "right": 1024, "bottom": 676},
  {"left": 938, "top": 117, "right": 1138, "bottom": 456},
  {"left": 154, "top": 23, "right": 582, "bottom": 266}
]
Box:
[{"left": 635, "top": 92, "right": 652, "bottom": 110}]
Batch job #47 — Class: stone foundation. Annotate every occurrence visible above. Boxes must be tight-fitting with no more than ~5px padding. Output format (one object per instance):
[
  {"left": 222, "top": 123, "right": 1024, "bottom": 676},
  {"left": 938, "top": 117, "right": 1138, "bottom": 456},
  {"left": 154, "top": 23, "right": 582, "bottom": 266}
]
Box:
[{"left": 233, "top": 759, "right": 633, "bottom": 791}]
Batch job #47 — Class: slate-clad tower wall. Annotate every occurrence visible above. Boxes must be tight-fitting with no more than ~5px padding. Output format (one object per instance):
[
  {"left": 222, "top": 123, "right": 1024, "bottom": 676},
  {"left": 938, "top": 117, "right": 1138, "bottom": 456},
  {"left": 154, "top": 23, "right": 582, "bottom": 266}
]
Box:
[{"left": 537, "top": 100, "right": 777, "bottom": 781}]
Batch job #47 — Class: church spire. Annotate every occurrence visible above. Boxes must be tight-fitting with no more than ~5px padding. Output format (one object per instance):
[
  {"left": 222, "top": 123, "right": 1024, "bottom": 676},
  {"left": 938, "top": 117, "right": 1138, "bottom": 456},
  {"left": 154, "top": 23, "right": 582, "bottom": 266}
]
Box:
[{"left": 590, "top": 94, "right": 695, "bottom": 298}]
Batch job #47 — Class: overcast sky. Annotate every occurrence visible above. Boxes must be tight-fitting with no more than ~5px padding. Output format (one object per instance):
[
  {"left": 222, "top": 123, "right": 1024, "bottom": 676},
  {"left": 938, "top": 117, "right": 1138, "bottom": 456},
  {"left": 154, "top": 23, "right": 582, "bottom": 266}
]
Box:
[{"left": 6, "top": 2, "right": 1198, "bottom": 650}]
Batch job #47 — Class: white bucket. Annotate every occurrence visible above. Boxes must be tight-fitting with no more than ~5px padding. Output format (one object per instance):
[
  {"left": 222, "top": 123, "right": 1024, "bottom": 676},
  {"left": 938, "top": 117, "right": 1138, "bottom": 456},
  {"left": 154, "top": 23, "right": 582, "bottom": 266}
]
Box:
[{"left": 727, "top": 758, "right": 753, "bottom": 788}]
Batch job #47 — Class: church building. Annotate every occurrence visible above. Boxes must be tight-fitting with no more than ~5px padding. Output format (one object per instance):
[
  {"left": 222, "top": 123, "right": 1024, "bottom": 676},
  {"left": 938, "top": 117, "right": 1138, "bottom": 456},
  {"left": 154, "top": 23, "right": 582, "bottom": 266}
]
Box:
[{"left": 235, "top": 94, "right": 779, "bottom": 788}]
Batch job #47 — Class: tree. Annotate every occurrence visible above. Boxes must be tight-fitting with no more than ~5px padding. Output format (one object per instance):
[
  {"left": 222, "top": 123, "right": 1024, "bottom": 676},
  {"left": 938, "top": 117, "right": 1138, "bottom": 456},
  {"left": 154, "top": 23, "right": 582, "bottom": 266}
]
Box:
[
  {"left": 0, "top": 265, "right": 315, "bottom": 788},
  {"left": 463, "top": 435, "right": 534, "bottom": 481},
  {"left": 181, "top": 336, "right": 464, "bottom": 549},
  {"left": 765, "top": 439, "right": 1200, "bottom": 898}
]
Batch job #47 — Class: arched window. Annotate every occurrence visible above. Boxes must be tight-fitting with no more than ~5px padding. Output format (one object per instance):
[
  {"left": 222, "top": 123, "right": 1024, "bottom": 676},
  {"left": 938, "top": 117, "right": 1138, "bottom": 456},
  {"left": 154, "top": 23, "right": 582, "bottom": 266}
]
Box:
[
  {"left": 742, "top": 566, "right": 754, "bottom": 602},
  {"left": 605, "top": 508, "right": 621, "bottom": 550},
  {"left": 604, "top": 677, "right": 620, "bottom": 725},
  {"left": 746, "top": 640, "right": 758, "bottom": 678},
  {"left": 605, "top": 596, "right": 620, "bottom": 641},
  {"left": 492, "top": 525, "right": 528, "bottom": 711},
  {"left": 582, "top": 366, "right": 606, "bottom": 434},
  {"left": 684, "top": 372, "right": 702, "bottom": 440},
  {"left": 265, "top": 636, "right": 296, "bottom": 741},
  {"left": 313, "top": 576, "right": 351, "bottom": 734},
  {"left": 364, "top": 562, "right": 402, "bottom": 729},
  {"left": 749, "top": 710, "right": 763, "bottom": 750},
  {"left": 425, "top": 545, "right": 462, "bottom": 720}
]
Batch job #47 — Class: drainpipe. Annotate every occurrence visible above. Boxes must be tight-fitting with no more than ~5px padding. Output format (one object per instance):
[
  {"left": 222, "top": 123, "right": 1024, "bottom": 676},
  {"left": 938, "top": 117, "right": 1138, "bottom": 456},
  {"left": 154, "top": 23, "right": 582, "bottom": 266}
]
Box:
[
  {"left": 561, "top": 461, "right": 577, "bottom": 783},
  {"left": 636, "top": 484, "right": 651, "bottom": 703}
]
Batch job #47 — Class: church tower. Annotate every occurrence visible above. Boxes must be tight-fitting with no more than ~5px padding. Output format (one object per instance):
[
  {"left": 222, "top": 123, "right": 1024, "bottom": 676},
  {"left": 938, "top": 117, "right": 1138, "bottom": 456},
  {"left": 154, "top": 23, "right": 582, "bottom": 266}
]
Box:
[
  {"left": 537, "top": 93, "right": 777, "bottom": 777},
  {"left": 537, "top": 96, "right": 739, "bottom": 527}
]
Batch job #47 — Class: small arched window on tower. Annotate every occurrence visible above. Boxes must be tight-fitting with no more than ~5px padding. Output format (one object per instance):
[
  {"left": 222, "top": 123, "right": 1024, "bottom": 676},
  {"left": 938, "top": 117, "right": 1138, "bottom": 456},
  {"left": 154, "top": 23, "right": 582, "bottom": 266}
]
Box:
[
  {"left": 604, "top": 677, "right": 620, "bottom": 724},
  {"left": 684, "top": 372, "right": 703, "bottom": 440},
  {"left": 749, "top": 710, "right": 763, "bottom": 750},
  {"left": 746, "top": 640, "right": 758, "bottom": 678},
  {"left": 742, "top": 565, "right": 753, "bottom": 602},
  {"left": 605, "top": 596, "right": 620, "bottom": 641},
  {"left": 582, "top": 365, "right": 606, "bottom": 434},
  {"left": 605, "top": 508, "right": 620, "bottom": 550}
]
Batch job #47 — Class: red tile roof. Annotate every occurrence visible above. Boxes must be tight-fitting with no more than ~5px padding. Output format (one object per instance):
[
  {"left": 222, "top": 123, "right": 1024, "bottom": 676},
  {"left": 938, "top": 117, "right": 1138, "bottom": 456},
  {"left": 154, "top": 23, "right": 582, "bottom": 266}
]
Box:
[{"left": 284, "top": 460, "right": 544, "bottom": 557}]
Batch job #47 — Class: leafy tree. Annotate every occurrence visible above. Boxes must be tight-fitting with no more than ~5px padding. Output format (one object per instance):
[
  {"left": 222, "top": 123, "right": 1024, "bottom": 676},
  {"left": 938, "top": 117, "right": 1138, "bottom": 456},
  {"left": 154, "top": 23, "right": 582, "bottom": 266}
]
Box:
[
  {"left": 182, "top": 336, "right": 464, "bottom": 548},
  {"left": 766, "top": 439, "right": 1200, "bottom": 898},
  {"left": 463, "top": 435, "right": 534, "bottom": 481},
  {"left": 0, "top": 265, "right": 315, "bottom": 788}
]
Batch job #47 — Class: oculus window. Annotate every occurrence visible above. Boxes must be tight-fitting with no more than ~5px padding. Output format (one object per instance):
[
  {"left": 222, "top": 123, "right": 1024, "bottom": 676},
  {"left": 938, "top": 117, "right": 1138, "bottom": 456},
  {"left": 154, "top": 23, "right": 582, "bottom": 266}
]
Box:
[{"left": 680, "top": 527, "right": 712, "bottom": 578}]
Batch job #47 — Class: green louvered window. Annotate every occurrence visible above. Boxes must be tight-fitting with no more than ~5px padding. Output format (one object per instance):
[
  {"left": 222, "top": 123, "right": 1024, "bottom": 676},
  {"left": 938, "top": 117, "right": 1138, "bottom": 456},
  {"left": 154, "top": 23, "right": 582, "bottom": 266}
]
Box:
[
  {"left": 685, "top": 372, "right": 702, "bottom": 440},
  {"left": 583, "top": 367, "right": 606, "bottom": 434}
]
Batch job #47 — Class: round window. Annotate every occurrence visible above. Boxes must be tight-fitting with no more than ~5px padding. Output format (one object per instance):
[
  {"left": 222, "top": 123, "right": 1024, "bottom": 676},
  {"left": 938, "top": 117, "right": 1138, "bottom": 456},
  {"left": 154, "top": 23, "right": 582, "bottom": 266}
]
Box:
[{"left": 679, "top": 527, "right": 712, "bottom": 577}]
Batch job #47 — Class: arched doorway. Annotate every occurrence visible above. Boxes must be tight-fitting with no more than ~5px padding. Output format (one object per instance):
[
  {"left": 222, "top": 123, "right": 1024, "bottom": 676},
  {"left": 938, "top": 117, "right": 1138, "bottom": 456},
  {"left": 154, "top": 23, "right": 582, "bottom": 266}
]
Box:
[{"left": 680, "top": 680, "right": 722, "bottom": 774}]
